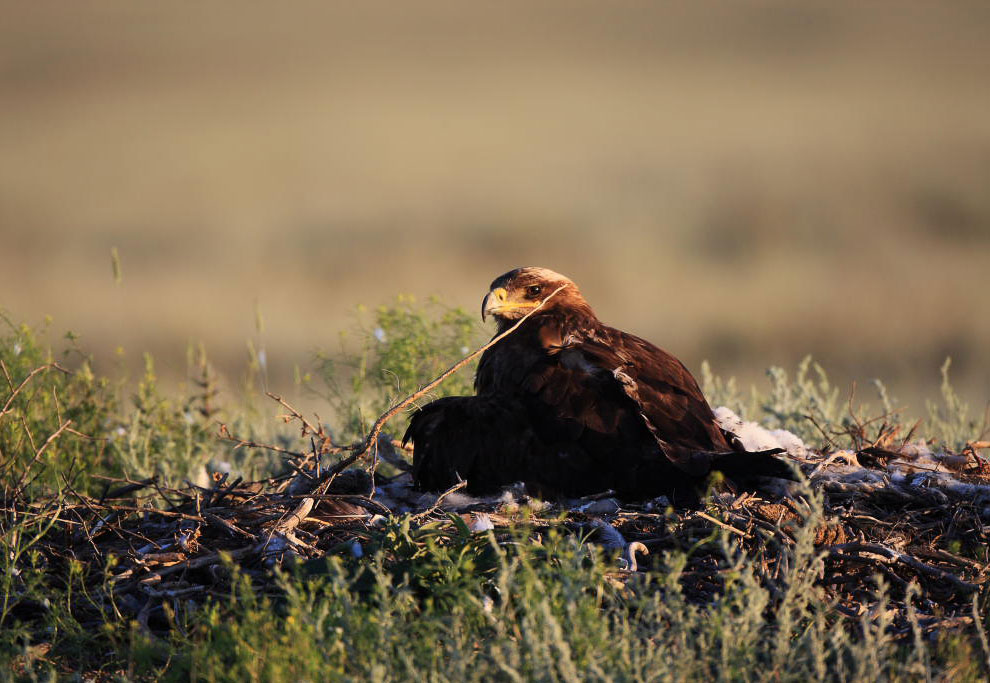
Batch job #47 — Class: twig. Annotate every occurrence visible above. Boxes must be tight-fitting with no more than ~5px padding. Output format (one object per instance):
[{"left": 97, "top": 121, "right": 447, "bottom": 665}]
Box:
[
  {"left": 203, "top": 512, "right": 255, "bottom": 539},
  {"left": 0, "top": 357, "right": 13, "bottom": 393},
  {"left": 273, "top": 497, "right": 314, "bottom": 534},
  {"left": 695, "top": 511, "right": 751, "bottom": 538},
  {"left": 264, "top": 393, "right": 330, "bottom": 446},
  {"left": 0, "top": 361, "right": 71, "bottom": 419},
  {"left": 803, "top": 413, "right": 840, "bottom": 451},
  {"left": 973, "top": 593, "right": 990, "bottom": 677},
  {"left": 64, "top": 504, "right": 206, "bottom": 523},
  {"left": 130, "top": 546, "right": 255, "bottom": 586},
  {"left": 412, "top": 481, "right": 469, "bottom": 521},
  {"left": 217, "top": 424, "right": 307, "bottom": 458},
  {"left": 212, "top": 476, "right": 244, "bottom": 506},
  {"left": 13, "top": 420, "right": 73, "bottom": 495},
  {"left": 827, "top": 542, "right": 979, "bottom": 594},
  {"left": 355, "top": 284, "right": 569, "bottom": 475},
  {"left": 392, "top": 439, "right": 414, "bottom": 452},
  {"left": 100, "top": 478, "right": 157, "bottom": 503}
]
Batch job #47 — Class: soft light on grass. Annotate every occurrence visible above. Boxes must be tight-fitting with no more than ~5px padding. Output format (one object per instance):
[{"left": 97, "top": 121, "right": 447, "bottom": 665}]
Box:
[{"left": 1, "top": 307, "right": 988, "bottom": 680}]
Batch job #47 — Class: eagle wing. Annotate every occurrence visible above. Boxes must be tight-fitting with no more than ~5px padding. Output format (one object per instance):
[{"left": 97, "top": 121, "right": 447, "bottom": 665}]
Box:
[
  {"left": 524, "top": 324, "right": 730, "bottom": 468},
  {"left": 521, "top": 324, "right": 792, "bottom": 492},
  {"left": 404, "top": 396, "right": 538, "bottom": 495},
  {"left": 409, "top": 319, "right": 789, "bottom": 500}
]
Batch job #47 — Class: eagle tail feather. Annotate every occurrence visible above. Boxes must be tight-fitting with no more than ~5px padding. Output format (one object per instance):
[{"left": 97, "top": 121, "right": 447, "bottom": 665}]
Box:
[{"left": 710, "top": 449, "right": 796, "bottom": 482}]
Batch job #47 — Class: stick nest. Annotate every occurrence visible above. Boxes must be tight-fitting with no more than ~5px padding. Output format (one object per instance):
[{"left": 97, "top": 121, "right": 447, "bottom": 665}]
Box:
[{"left": 5, "top": 392, "right": 989, "bottom": 641}]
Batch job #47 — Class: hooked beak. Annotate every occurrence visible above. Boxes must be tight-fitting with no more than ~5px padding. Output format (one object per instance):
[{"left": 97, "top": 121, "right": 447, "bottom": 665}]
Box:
[{"left": 481, "top": 287, "right": 508, "bottom": 322}]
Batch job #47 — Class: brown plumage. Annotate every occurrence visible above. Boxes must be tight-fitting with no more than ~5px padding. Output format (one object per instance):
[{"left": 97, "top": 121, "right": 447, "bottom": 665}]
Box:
[{"left": 404, "top": 267, "right": 791, "bottom": 503}]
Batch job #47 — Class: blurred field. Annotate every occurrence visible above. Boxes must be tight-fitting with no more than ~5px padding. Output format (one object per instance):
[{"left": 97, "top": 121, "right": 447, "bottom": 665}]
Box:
[{"left": 1, "top": 0, "right": 988, "bottom": 413}]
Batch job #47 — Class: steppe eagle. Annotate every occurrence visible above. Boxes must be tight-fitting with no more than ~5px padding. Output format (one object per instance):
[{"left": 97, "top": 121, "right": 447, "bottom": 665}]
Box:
[{"left": 403, "top": 267, "right": 791, "bottom": 502}]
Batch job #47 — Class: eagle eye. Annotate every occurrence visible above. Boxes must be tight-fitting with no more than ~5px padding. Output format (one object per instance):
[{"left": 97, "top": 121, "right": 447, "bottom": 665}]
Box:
[{"left": 526, "top": 285, "right": 543, "bottom": 298}]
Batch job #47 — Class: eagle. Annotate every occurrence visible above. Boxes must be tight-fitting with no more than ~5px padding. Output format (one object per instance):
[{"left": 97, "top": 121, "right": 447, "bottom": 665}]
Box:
[{"left": 403, "top": 267, "right": 792, "bottom": 503}]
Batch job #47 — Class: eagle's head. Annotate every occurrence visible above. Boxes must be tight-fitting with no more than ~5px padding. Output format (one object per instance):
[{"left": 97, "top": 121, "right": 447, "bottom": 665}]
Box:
[{"left": 481, "top": 267, "right": 590, "bottom": 325}]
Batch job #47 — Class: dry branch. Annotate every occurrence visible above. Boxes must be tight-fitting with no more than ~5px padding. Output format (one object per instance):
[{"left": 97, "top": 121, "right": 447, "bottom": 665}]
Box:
[
  {"left": 275, "top": 497, "right": 314, "bottom": 533},
  {"left": 411, "top": 480, "right": 468, "bottom": 522},
  {"left": 827, "top": 542, "right": 980, "bottom": 595},
  {"left": 0, "top": 360, "right": 70, "bottom": 419},
  {"left": 350, "top": 284, "right": 570, "bottom": 475},
  {"left": 13, "top": 419, "right": 73, "bottom": 495}
]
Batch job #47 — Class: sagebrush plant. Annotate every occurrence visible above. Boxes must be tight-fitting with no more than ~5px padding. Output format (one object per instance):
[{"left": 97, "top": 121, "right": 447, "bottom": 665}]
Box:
[
  {"left": 702, "top": 354, "right": 987, "bottom": 450},
  {"left": 309, "top": 295, "right": 485, "bottom": 441},
  {"left": 927, "top": 358, "right": 988, "bottom": 450},
  {"left": 0, "top": 315, "right": 119, "bottom": 498},
  {"left": 1, "top": 305, "right": 988, "bottom": 680}
]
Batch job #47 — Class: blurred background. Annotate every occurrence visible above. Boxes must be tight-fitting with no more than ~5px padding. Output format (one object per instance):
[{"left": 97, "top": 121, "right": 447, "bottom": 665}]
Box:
[{"left": 2, "top": 0, "right": 988, "bottom": 414}]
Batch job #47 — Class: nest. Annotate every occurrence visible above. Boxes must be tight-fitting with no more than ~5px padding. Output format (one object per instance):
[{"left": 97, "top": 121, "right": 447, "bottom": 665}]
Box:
[
  {"left": 6, "top": 391, "right": 989, "bottom": 641},
  {"left": 3, "top": 310, "right": 989, "bottom": 645}
]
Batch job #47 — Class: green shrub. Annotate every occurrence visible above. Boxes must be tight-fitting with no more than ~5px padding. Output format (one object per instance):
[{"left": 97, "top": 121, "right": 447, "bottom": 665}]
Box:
[
  {"left": 309, "top": 296, "right": 484, "bottom": 441},
  {"left": 0, "top": 314, "right": 119, "bottom": 497}
]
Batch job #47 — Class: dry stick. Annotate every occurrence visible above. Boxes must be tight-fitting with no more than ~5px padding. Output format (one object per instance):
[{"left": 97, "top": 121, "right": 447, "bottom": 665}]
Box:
[
  {"left": 973, "top": 593, "right": 990, "bottom": 677},
  {"left": 695, "top": 510, "right": 751, "bottom": 538},
  {"left": 828, "top": 542, "right": 979, "bottom": 594},
  {"left": 13, "top": 419, "right": 73, "bottom": 495},
  {"left": 284, "top": 460, "right": 316, "bottom": 481},
  {"left": 58, "top": 473, "right": 136, "bottom": 547},
  {"left": 211, "top": 476, "right": 244, "bottom": 506},
  {"left": 901, "top": 418, "right": 923, "bottom": 447},
  {"left": 264, "top": 393, "right": 327, "bottom": 444},
  {"left": 217, "top": 424, "right": 307, "bottom": 459},
  {"left": 351, "top": 284, "right": 569, "bottom": 475},
  {"left": 275, "top": 497, "right": 315, "bottom": 534},
  {"left": 201, "top": 472, "right": 227, "bottom": 508},
  {"left": 803, "top": 413, "right": 840, "bottom": 451},
  {"left": 298, "top": 285, "right": 569, "bottom": 508},
  {"left": 100, "top": 478, "right": 157, "bottom": 503},
  {"left": 0, "top": 361, "right": 70, "bottom": 419},
  {"left": 0, "top": 358, "right": 13, "bottom": 394},
  {"left": 255, "top": 497, "right": 318, "bottom": 557},
  {"left": 129, "top": 546, "right": 256, "bottom": 586},
  {"left": 215, "top": 287, "right": 568, "bottom": 511},
  {"left": 411, "top": 480, "right": 469, "bottom": 521},
  {"left": 70, "top": 503, "right": 205, "bottom": 523}
]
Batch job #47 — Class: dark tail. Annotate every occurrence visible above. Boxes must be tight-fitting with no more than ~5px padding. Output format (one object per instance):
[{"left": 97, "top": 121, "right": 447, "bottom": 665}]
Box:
[{"left": 710, "top": 448, "right": 796, "bottom": 482}]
